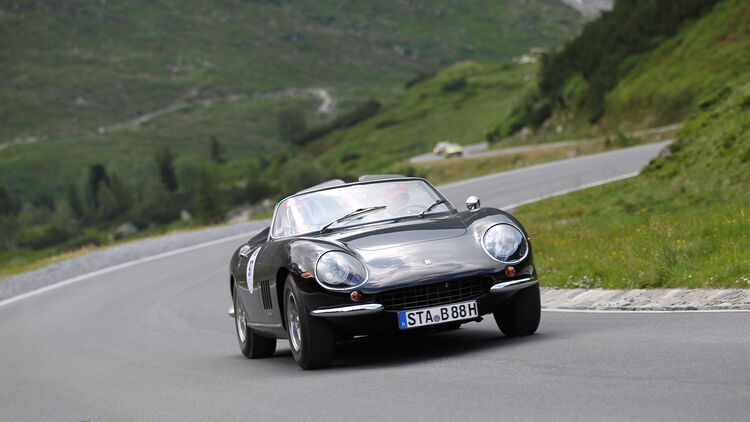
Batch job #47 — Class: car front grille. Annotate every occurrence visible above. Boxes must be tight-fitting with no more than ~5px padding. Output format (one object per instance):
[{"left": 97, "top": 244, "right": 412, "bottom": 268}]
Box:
[{"left": 377, "top": 277, "right": 493, "bottom": 311}]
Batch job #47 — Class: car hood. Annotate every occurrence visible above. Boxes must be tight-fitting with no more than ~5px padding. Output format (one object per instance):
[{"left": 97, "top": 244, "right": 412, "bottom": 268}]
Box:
[
  {"left": 328, "top": 215, "right": 467, "bottom": 251},
  {"left": 326, "top": 215, "right": 498, "bottom": 292},
  {"left": 289, "top": 209, "right": 531, "bottom": 293}
]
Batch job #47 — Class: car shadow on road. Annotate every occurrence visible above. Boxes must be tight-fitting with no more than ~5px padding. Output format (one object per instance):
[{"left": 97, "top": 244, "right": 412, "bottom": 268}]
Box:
[
  {"left": 331, "top": 328, "right": 548, "bottom": 369},
  {"left": 257, "top": 324, "right": 552, "bottom": 370}
]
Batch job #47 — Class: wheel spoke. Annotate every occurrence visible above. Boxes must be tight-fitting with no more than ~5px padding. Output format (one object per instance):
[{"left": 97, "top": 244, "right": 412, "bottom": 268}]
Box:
[
  {"left": 287, "top": 294, "right": 302, "bottom": 352},
  {"left": 235, "top": 296, "right": 247, "bottom": 343}
]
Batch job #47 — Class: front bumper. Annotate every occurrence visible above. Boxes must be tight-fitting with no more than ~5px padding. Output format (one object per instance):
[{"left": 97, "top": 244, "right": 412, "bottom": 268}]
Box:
[
  {"left": 310, "top": 303, "right": 384, "bottom": 317},
  {"left": 309, "top": 277, "right": 538, "bottom": 333}
]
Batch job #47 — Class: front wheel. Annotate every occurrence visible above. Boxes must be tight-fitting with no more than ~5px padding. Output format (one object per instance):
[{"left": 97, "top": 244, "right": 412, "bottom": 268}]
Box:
[
  {"left": 493, "top": 283, "right": 541, "bottom": 337},
  {"left": 284, "top": 278, "right": 336, "bottom": 370},
  {"left": 234, "top": 289, "right": 277, "bottom": 358}
]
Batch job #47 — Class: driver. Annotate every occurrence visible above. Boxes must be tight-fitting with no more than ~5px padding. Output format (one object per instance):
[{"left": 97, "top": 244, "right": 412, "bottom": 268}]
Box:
[{"left": 384, "top": 183, "right": 410, "bottom": 216}]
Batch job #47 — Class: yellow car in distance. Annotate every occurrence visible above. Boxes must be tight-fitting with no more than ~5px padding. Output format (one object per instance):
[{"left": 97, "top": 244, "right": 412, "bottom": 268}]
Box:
[{"left": 433, "top": 142, "right": 464, "bottom": 158}]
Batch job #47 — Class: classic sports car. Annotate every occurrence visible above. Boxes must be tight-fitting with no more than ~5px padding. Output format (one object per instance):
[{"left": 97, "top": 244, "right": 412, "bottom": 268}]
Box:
[{"left": 228, "top": 175, "right": 540, "bottom": 369}]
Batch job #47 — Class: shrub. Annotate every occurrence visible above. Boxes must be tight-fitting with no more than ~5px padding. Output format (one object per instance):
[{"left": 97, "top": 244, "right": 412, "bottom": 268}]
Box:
[
  {"left": 17, "top": 224, "right": 70, "bottom": 250},
  {"left": 441, "top": 77, "right": 467, "bottom": 92},
  {"left": 293, "top": 100, "right": 381, "bottom": 145}
]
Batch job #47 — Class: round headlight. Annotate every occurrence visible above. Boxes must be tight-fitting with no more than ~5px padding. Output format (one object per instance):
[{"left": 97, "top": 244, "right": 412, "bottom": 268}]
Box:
[
  {"left": 482, "top": 224, "right": 528, "bottom": 263},
  {"left": 315, "top": 251, "right": 368, "bottom": 289}
]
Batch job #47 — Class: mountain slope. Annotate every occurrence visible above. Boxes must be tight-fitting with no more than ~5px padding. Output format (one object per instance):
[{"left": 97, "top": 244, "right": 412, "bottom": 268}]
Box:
[
  {"left": 0, "top": 0, "right": 588, "bottom": 271},
  {"left": 294, "top": 60, "right": 538, "bottom": 177},
  {"left": 496, "top": 0, "right": 725, "bottom": 142},
  {"left": 510, "top": 0, "right": 750, "bottom": 288},
  {"left": 0, "top": 0, "right": 584, "bottom": 143},
  {"left": 542, "top": 0, "right": 750, "bottom": 140}
]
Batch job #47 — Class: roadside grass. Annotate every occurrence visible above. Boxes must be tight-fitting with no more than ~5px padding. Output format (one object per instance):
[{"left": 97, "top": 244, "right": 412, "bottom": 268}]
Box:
[
  {"left": 513, "top": 77, "right": 750, "bottom": 289},
  {"left": 413, "top": 131, "right": 663, "bottom": 185},
  {"left": 0, "top": 247, "right": 98, "bottom": 280},
  {"left": 516, "top": 182, "right": 750, "bottom": 289}
]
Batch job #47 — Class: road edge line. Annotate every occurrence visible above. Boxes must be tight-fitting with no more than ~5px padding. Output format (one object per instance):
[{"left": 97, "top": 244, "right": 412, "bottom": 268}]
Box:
[
  {"left": 502, "top": 171, "right": 640, "bottom": 210},
  {"left": 0, "top": 232, "right": 253, "bottom": 308}
]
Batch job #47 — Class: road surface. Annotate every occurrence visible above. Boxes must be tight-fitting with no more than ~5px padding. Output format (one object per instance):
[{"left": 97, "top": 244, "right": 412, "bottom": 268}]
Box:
[
  {"left": 410, "top": 123, "right": 682, "bottom": 164},
  {"left": 2, "top": 141, "right": 748, "bottom": 421}
]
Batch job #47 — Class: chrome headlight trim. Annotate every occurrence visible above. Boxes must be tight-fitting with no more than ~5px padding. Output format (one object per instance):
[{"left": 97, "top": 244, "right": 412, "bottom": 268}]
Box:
[
  {"left": 313, "top": 251, "right": 369, "bottom": 291},
  {"left": 481, "top": 223, "right": 529, "bottom": 264}
]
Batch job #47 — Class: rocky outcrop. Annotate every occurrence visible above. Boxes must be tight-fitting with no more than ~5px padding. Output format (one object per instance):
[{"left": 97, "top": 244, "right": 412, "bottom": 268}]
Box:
[{"left": 559, "top": 0, "right": 613, "bottom": 18}]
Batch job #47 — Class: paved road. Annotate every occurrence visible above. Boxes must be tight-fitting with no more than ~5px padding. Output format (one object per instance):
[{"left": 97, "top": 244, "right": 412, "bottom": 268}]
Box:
[
  {"left": 438, "top": 141, "right": 670, "bottom": 209},
  {"left": 2, "top": 141, "right": 748, "bottom": 421},
  {"left": 410, "top": 139, "right": 588, "bottom": 164},
  {"left": 410, "top": 123, "right": 682, "bottom": 164},
  {"left": 410, "top": 141, "right": 489, "bottom": 163}
]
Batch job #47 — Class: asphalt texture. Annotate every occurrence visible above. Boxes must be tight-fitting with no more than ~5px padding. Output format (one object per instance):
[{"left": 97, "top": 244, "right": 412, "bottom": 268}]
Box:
[{"left": 3, "top": 141, "right": 748, "bottom": 421}]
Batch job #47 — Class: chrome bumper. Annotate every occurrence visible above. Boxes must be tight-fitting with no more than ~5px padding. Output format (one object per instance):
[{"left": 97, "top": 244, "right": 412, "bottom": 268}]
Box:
[
  {"left": 311, "top": 303, "right": 384, "bottom": 318},
  {"left": 489, "top": 277, "right": 538, "bottom": 294}
]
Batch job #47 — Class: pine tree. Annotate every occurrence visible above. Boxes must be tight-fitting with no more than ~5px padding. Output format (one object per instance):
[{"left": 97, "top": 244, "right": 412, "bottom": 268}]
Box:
[
  {"left": 155, "top": 146, "right": 178, "bottom": 192},
  {"left": 195, "top": 167, "right": 223, "bottom": 223},
  {"left": 0, "top": 185, "right": 15, "bottom": 216},
  {"left": 210, "top": 137, "right": 226, "bottom": 164},
  {"left": 277, "top": 106, "right": 306, "bottom": 144}
]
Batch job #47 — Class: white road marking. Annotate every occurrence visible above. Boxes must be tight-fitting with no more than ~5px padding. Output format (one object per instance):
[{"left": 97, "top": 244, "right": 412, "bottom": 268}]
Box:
[
  {"left": 502, "top": 171, "right": 639, "bottom": 210},
  {"left": 0, "top": 232, "right": 254, "bottom": 308}
]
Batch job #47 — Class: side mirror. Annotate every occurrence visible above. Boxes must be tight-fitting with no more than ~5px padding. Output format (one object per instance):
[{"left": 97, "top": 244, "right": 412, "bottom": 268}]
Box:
[
  {"left": 239, "top": 244, "right": 251, "bottom": 258},
  {"left": 466, "top": 196, "right": 480, "bottom": 211}
]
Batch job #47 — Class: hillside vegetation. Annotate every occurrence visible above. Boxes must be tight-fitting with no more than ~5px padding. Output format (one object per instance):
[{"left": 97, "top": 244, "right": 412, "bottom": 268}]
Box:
[
  {"left": 496, "top": 0, "right": 726, "bottom": 141},
  {"left": 294, "top": 60, "right": 539, "bottom": 177},
  {"left": 511, "top": 0, "right": 750, "bottom": 288},
  {"left": 0, "top": 0, "right": 585, "bottom": 202},
  {"left": 0, "top": 0, "right": 583, "bottom": 143},
  {"left": 0, "top": 1, "right": 586, "bottom": 272}
]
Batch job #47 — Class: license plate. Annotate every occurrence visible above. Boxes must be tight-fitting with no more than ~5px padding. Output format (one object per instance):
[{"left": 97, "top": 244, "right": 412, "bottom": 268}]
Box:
[{"left": 397, "top": 300, "right": 478, "bottom": 330}]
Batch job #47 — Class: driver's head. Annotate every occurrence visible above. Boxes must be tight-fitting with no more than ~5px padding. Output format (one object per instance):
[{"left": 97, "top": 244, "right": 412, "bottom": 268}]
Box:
[{"left": 385, "top": 183, "right": 409, "bottom": 210}]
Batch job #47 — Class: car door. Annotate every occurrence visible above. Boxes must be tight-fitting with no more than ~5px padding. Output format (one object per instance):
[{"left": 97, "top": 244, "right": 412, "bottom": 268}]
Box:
[{"left": 236, "top": 228, "right": 271, "bottom": 324}]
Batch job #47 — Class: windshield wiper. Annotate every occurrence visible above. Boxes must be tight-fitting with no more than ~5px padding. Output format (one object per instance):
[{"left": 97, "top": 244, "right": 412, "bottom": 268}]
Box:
[
  {"left": 320, "top": 206, "right": 386, "bottom": 233},
  {"left": 418, "top": 199, "right": 446, "bottom": 218}
]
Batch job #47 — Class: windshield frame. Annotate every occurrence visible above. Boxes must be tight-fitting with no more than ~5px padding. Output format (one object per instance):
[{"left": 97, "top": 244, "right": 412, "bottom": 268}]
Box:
[{"left": 268, "top": 177, "right": 455, "bottom": 240}]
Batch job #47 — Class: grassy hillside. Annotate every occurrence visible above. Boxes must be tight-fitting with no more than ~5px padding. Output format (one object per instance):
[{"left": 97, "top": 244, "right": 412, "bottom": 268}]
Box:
[
  {"left": 295, "top": 60, "right": 539, "bottom": 177},
  {"left": 0, "top": 0, "right": 586, "bottom": 203},
  {"left": 516, "top": 77, "right": 750, "bottom": 288},
  {"left": 495, "top": 0, "right": 726, "bottom": 142},
  {"left": 538, "top": 0, "right": 750, "bottom": 141},
  {"left": 509, "top": 0, "right": 750, "bottom": 288},
  {"left": 0, "top": 0, "right": 587, "bottom": 272},
  {"left": 0, "top": 0, "right": 583, "bottom": 142}
]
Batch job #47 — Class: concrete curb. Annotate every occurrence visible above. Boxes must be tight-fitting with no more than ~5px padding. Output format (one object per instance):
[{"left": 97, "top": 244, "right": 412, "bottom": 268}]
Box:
[{"left": 541, "top": 287, "right": 750, "bottom": 311}]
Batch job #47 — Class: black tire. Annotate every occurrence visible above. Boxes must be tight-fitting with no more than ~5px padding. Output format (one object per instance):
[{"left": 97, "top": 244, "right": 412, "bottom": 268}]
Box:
[
  {"left": 493, "top": 283, "right": 541, "bottom": 337},
  {"left": 234, "top": 289, "right": 277, "bottom": 358},
  {"left": 284, "top": 278, "right": 336, "bottom": 370}
]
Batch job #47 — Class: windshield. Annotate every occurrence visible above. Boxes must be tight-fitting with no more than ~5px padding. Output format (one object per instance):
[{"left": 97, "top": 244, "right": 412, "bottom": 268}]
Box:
[{"left": 271, "top": 180, "right": 453, "bottom": 238}]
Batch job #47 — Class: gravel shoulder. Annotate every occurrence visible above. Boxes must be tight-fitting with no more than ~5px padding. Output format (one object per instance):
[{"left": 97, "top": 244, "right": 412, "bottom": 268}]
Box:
[{"left": 542, "top": 287, "right": 750, "bottom": 311}]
